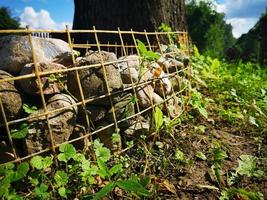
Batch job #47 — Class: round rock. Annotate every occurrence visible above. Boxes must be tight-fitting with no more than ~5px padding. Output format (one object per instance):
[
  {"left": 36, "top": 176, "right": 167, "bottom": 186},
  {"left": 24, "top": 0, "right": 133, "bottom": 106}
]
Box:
[
  {"left": 0, "top": 70, "right": 22, "bottom": 124},
  {"left": 24, "top": 94, "right": 77, "bottom": 154}
]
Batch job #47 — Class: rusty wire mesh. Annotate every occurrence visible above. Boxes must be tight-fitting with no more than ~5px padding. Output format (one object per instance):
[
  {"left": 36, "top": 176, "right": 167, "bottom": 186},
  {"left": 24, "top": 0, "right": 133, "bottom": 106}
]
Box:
[{"left": 0, "top": 27, "right": 191, "bottom": 165}]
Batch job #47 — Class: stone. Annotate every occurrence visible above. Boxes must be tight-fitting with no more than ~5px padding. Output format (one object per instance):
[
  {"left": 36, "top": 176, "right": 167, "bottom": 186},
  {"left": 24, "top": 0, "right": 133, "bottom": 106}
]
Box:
[
  {"left": 153, "top": 92, "right": 164, "bottom": 105},
  {"left": 106, "top": 94, "right": 135, "bottom": 128},
  {"left": 120, "top": 67, "right": 139, "bottom": 84},
  {"left": 0, "top": 35, "right": 72, "bottom": 74},
  {"left": 0, "top": 70, "right": 22, "bottom": 124},
  {"left": 95, "top": 120, "right": 122, "bottom": 152},
  {"left": 69, "top": 124, "right": 89, "bottom": 151},
  {"left": 52, "top": 51, "right": 79, "bottom": 67},
  {"left": 24, "top": 94, "right": 77, "bottom": 154},
  {"left": 67, "top": 51, "right": 123, "bottom": 105},
  {"left": 124, "top": 121, "right": 150, "bottom": 136},
  {"left": 166, "top": 59, "right": 184, "bottom": 73},
  {"left": 136, "top": 70, "right": 154, "bottom": 108},
  {"left": 18, "top": 62, "right": 66, "bottom": 95},
  {"left": 164, "top": 96, "right": 181, "bottom": 118},
  {"left": 79, "top": 104, "right": 107, "bottom": 123},
  {"left": 118, "top": 55, "right": 140, "bottom": 84}
]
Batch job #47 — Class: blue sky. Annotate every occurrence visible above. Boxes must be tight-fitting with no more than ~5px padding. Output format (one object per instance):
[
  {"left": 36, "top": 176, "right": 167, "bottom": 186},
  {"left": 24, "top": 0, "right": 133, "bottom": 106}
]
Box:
[{"left": 1, "top": 0, "right": 267, "bottom": 38}]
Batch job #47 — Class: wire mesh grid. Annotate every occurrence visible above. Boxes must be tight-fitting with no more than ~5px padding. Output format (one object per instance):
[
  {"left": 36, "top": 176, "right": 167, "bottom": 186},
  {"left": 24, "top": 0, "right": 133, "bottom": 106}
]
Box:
[{"left": 0, "top": 27, "right": 191, "bottom": 165}]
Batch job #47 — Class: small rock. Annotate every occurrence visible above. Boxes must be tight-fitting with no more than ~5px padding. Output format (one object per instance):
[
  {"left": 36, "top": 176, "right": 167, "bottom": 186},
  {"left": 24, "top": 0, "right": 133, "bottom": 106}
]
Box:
[
  {"left": 0, "top": 35, "right": 72, "bottom": 74},
  {"left": 136, "top": 70, "right": 154, "bottom": 108},
  {"left": 18, "top": 62, "right": 66, "bottom": 95},
  {"left": 118, "top": 55, "right": 140, "bottom": 83},
  {"left": 24, "top": 94, "right": 77, "bottom": 154},
  {"left": 0, "top": 70, "right": 22, "bottom": 124},
  {"left": 153, "top": 92, "right": 164, "bottom": 105},
  {"left": 124, "top": 121, "right": 150, "bottom": 136}
]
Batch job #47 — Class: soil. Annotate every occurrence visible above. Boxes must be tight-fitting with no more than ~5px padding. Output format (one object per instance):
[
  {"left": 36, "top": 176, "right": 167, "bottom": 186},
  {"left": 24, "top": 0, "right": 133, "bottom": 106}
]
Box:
[{"left": 118, "top": 111, "right": 267, "bottom": 200}]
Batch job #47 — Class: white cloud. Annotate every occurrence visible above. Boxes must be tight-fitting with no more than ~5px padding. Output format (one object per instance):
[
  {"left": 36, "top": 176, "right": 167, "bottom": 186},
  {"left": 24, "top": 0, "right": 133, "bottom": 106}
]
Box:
[
  {"left": 20, "top": 7, "right": 72, "bottom": 30},
  {"left": 226, "top": 17, "right": 257, "bottom": 38},
  {"left": 214, "top": 0, "right": 267, "bottom": 38}
]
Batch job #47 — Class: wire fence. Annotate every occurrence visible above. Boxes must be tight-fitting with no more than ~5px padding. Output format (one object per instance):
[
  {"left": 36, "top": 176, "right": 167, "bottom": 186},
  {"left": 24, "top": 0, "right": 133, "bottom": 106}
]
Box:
[{"left": 0, "top": 26, "right": 191, "bottom": 165}]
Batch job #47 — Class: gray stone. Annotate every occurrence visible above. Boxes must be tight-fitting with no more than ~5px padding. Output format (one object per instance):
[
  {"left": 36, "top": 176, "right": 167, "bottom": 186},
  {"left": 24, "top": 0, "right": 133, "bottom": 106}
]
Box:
[
  {"left": 124, "top": 121, "right": 150, "bottom": 136},
  {"left": 106, "top": 94, "right": 135, "bottom": 128},
  {"left": 24, "top": 94, "right": 77, "bottom": 154},
  {"left": 0, "top": 70, "right": 22, "bottom": 124},
  {"left": 18, "top": 62, "right": 66, "bottom": 95},
  {"left": 79, "top": 105, "right": 107, "bottom": 123},
  {"left": 67, "top": 51, "right": 123, "bottom": 105},
  {"left": 0, "top": 35, "right": 72, "bottom": 74},
  {"left": 118, "top": 55, "right": 140, "bottom": 83},
  {"left": 136, "top": 70, "right": 154, "bottom": 108},
  {"left": 52, "top": 51, "right": 79, "bottom": 67}
]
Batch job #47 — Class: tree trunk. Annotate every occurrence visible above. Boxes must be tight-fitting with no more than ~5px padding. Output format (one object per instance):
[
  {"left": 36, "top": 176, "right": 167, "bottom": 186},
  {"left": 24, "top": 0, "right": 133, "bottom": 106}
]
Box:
[{"left": 73, "top": 0, "right": 187, "bottom": 45}]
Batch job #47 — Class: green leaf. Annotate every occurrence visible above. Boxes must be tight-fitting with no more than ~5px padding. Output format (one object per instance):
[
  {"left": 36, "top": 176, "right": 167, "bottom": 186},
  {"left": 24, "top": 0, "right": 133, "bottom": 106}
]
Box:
[
  {"left": 95, "top": 146, "right": 111, "bottom": 163},
  {"left": 13, "top": 162, "right": 29, "bottom": 181},
  {"left": 54, "top": 171, "right": 68, "bottom": 187},
  {"left": 236, "top": 155, "right": 264, "bottom": 178},
  {"left": 11, "top": 123, "right": 28, "bottom": 139},
  {"left": 23, "top": 104, "right": 37, "bottom": 114},
  {"left": 213, "top": 148, "right": 228, "bottom": 164},
  {"left": 73, "top": 153, "right": 86, "bottom": 162},
  {"left": 109, "top": 164, "right": 123, "bottom": 176},
  {"left": 34, "top": 183, "right": 49, "bottom": 199},
  {"left": 30, "top": 156, "right": 52, "bottom": 170},
  {"left": 146, "top": 51, "right": 160, "bottom": 60},
  {"left": 97, "top": 159, "right": 109, "bottom": 179},
  {"left": 154, "top": 107, "right": 164, "bottom": 131},
  {"left": 117, "top": 180, "right": 150, "bottom": 197},
  {"left": 58, "top": 187, "right": 67, "bottom": 198},
  {"left": 30, "top": 156, "right": 43, "bottom": 170},
  {"left": 196, "top": 151, "right": 207, "bottom": 160},
  {"left": 198, "top": 107, "right": 208, "bottom": 119},
  {"left": 93, "top": 182, "right": 116, "bottom": 200},
  {"left": 58, "top": 144, "right": 76, "bottom": 162},
  {"left": 136, "top": 39, "right": 148, "bottom": 56},
  {"left": 175, "top": 148, "right": 185, "bottom": 161}
]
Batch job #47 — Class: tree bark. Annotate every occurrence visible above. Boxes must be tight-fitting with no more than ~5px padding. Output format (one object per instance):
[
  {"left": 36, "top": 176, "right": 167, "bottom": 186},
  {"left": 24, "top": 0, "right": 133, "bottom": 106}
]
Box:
[{"left": 73, "top": 0, "right": 187, "bottom": 45}]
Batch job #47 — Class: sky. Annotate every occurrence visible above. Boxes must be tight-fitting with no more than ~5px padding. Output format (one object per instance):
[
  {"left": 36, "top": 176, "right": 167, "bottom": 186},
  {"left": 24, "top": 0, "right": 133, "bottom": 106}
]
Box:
[{"left": 1, "top": 0, "right": 267, "bottom": 38}]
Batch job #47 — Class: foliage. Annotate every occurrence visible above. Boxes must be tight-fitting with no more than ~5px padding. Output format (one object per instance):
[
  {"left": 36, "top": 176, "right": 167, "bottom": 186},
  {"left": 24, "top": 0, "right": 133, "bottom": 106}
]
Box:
[
  {"left": 226, "top": 11, "right": 267, "bottom": 62},
  {"left": 220, "top": 188, "right": 264, "bottom": 200},
  {"left": 0, "top": 141, "right": 150, "bottom": 199},
  {"left": 211, "top": 147, "right": 228, "bottom": 186},
  {"left": 158, "top": 23, "right": 176, "bottom": 44},
  {"left": 0, "top": 7, "right": 20, "bottom": 30},
  {"left": 186, "top": 0, "right": 235, "bottom": 58},
  {"left": 136, "top": 39, "right": 160, "bottom": 61},
  {"left": 11, "top": 123, "right": 28, "bottom": 139},
  {"left": 191, "top": 52, "right": 267, "bottom": 129}
]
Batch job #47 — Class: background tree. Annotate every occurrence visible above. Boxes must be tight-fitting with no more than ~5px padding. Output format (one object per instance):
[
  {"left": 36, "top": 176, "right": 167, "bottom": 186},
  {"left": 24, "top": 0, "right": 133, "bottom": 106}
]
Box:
[
  {"left": 73, "top": 0, "right": 187, "bottom": 45},
  {"left": 0, "top": 7, "right": 20, "bottom": 30},
  {"left": 186, "top": 0, "right": 235, "bottom": 58},
  {"left": 226, "top": 10, "right": 267, "bottom": 64}
]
